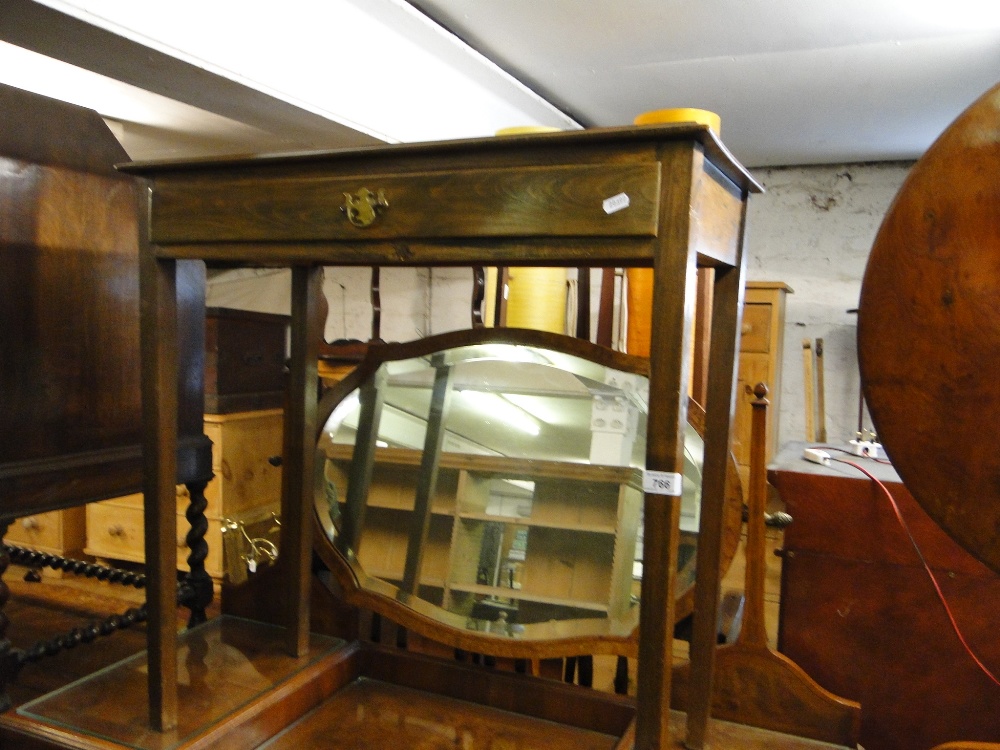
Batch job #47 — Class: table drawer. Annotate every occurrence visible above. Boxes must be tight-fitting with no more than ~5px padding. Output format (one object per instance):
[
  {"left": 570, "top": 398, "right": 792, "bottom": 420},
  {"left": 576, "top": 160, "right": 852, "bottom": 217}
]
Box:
[
  {"left": 4, "top": 508, "right": 85, "bottom": 554},
  {"left": 85, "top": 502, "right": 146, "bottom": 564},
  {"left": 151, "top": 164, "right": 662, "bottom": 244}
]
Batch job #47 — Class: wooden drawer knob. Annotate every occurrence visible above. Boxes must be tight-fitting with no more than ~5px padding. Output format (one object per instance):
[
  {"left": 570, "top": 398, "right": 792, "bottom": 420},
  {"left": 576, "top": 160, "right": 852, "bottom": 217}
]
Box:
[
  {"left": 21, "top": 517, "right": 40, "bottom": 531},
  {"left": 108, "top": 524, "right": 125, "bottom": 537}
]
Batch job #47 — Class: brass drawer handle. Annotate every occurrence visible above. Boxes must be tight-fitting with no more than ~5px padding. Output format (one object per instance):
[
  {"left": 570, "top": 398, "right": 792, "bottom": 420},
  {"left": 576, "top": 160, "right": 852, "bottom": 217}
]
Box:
[{"left": 341, "top": 188, "right": 388, "bottom": 228}]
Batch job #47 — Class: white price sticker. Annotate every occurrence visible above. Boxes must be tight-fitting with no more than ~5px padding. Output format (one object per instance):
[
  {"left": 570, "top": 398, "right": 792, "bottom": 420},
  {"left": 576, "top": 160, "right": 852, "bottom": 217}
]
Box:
[
  {"left": 602, "top": 192, "right": 630, "bottom": 215},
  {"left": 643, "top": 470, "right": 683, "bottom": 496}
]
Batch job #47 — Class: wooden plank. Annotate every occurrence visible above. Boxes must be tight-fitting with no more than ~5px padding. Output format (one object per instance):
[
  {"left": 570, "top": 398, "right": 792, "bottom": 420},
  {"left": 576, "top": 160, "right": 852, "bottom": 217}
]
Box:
[
  {"left": 691, "top": 268, "right": 715, "bottom": 405},
  {"left": 683, "top": 168, "right": 749, "bottom": 749},
  {"left": 280, "top": 266, "right": 322, "bottom": 657},
  {"left": 401, "top": 358, "right": 454, "bottom": 595},
  {"left": 802, "top": 339, "right": 816, "bottom": 442},
  {"left": 684, "top": 264, "right": 745, "bottom": 747},
  {"left": 138, "top": 250, "right": 178, "bottom": 731},
  {"left": 152, "top": 237, "right": 653, "bottom": 266},
  {"left": 340, "top": 369, "right": 388, "bottom": 554},
  {"left": 122, "top": 122, "right": 761, "bottom": 195},
  {"left": 635, "top": 141, "right": 697, "bottom": 750},
  {"left": 815, "top": 338, "right": 827, "bottom": 442},
  {"left": 596, "top": 268, "right": 617, "bottom": 347},
  {"left": 361, "top": 643, "right": 637, "bottom": 737},
  {"left": 0, "top": 81, "right": 127, "bottom": 174}
]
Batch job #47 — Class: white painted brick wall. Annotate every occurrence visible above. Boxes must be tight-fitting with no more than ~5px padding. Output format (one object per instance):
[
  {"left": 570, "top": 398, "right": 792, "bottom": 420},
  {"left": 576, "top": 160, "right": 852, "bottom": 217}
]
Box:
[{"left": 745, "top": 161, "right": 913, "bottom": 448}]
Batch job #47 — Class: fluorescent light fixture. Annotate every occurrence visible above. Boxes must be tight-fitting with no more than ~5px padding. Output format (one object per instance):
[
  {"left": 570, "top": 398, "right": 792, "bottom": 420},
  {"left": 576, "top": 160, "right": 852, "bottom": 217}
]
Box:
[
  {"left": 459, "top": 390, "right": 541, "bottom": 436},
  {"left": 502, "top": 393, "right": 568, "bottom": 426},
  {"left": 30, "top": 0, "right": 579, "bottom": 144}
]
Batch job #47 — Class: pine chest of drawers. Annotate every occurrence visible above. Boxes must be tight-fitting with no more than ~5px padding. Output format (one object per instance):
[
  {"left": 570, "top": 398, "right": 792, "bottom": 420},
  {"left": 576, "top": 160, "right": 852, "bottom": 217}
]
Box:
[{"left": 85, "top": 409, "right": 284, "bottom": 580}]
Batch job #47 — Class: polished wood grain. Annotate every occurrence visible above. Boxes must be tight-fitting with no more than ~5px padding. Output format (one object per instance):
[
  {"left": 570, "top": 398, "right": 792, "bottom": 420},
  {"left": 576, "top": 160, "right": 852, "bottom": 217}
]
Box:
[
  {"left": 1, "top": 81, "right": 211, "bottom": 728},
  {"left": 1, "top": 616, "right": 353, "bottom": 750},
  {"left": 0, "top": 83, "right": 211, "bottom": 521},
  {"left": 0, "top": 82, "right": 125, "bottom": 175},
  {"left": 358, "top": 643, "right": 636, "bottom": 737},
  {"left": 633, "top": 141, "right": 698, "bottom": 750},
  {"left": 258, "top": 677, "right": 621, "bottom": 750},
  {"left": 123, "top": 123, "right": 759, "bottom": 270},
  {"left": 260, "top": 644, "right": 850, "bottom": 750},
  {"left": 771, "top": 445, "right": 1000, "bottom": 750},
  {"left": 858, "top": 81, "right": 1000, "bottom": 574},
  {"left": 674, "top": 389, "right": 860, "bottom": 747},
  {"left": 150, "top": 163, "right": 662, "bottom": 243},
  {"left": 280, "top": 267, "right": 324, "bottom": 657},
  {"left": 685, "top": 145, "right": 746, "bottom": 749},
  {"left": 203, "top": 308, "right": 289, "bottom": 414},
  {"left": 125, "top": 122, "right": 758, "bottom": 750},
  {"left": 139, "top": 251, "right": 180, "bottom": 731}
]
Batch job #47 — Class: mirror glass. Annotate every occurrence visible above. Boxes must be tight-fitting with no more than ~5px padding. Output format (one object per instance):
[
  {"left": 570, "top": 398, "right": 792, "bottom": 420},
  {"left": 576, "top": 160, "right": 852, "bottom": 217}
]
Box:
[{"left": 316, "top": 339, "right": 705, "bottom": 641}]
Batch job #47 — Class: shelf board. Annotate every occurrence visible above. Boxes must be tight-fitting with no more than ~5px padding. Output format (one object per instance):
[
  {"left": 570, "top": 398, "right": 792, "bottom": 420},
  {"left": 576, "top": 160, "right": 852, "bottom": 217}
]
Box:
[
  {"left": 325, "top": 444, "right": 643, "bottom": 487},
  {"left": 456, "top": 512, "right": 616, "bottom": 535},
  {"left": 365, "top": 570, "right": 446, "bottom": 589},
  {"left": 340, "top": 500, "right": 455, "bottom": 517},
  {"left": 446, "top": 582, "right": 609, "bottom": 613}
]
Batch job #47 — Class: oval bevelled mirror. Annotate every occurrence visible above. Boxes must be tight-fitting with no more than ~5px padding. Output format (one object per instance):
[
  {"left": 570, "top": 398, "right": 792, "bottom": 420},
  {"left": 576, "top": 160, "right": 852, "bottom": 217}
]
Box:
[{"left": 313, "top": 328, "right": 741, "bottom": 656}]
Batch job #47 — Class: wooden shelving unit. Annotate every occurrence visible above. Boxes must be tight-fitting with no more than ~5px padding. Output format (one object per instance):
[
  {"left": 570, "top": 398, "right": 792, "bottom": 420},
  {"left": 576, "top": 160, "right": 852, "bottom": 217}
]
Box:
[
  {"left": 731, "top": 281, "right": 792, "bottom": 488},
  {"left": 84, "top": 409, "right": 284, "bottom": 581}
]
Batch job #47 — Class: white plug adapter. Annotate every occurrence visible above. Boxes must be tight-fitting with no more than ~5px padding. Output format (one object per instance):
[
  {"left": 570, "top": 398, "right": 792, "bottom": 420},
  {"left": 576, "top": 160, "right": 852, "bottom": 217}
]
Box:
[
  {"left": 803, "top": 447, "right": 831, "bottom": 466},
  {"left": 849, "top": 439, "right": 882, "bottom": 459}
]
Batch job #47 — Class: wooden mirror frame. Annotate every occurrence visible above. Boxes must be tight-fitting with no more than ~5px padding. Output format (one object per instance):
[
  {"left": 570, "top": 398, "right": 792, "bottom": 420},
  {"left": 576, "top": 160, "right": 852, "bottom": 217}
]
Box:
[{"left": 312, "top": 326, "right": 743, "bottom": 660}]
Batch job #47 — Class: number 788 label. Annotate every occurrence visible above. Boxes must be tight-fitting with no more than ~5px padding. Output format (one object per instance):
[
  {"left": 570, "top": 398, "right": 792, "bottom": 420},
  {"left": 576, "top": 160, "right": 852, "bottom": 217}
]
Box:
[{"left": 642, "top": 470, "right": 683, "bottom": 496}]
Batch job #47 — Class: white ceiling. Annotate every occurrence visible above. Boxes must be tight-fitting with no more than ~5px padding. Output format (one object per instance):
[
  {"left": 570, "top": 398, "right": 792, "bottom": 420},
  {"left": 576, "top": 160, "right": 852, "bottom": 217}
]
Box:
[{"left": 1, "top": 0, "right": 998, "bottom": 167}]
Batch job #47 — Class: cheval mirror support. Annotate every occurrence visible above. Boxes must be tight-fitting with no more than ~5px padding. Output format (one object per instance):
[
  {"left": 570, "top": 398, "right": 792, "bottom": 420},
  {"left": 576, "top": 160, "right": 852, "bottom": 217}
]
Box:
[
  {"left": 672, "top": 384, "right": 860, "bottom": 746},
  {"left": 0, "top": 123, "right": 855, "bottom": 749}
]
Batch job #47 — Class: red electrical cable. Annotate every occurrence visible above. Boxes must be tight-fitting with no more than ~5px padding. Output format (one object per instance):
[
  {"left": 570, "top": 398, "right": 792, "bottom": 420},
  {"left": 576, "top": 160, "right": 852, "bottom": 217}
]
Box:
[{"left": 833, "top": 456, "right": 1000, "bottom": 688}]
